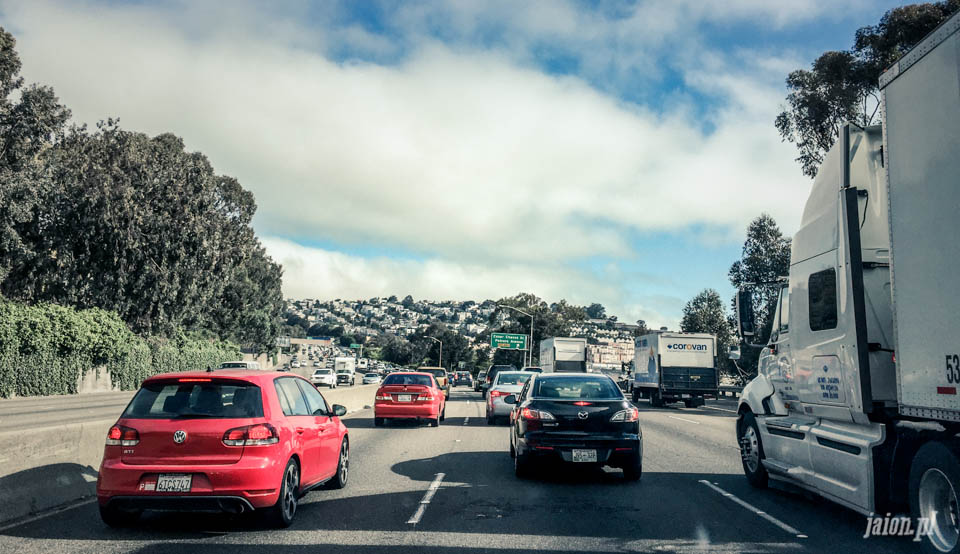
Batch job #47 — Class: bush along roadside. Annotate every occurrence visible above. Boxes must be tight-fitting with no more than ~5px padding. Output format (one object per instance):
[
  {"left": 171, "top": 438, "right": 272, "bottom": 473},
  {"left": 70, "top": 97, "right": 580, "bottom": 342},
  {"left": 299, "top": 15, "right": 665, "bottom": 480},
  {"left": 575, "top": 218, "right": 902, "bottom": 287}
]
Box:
[{"left": 0, "top": 297, "right": 240, "bottom": 397}]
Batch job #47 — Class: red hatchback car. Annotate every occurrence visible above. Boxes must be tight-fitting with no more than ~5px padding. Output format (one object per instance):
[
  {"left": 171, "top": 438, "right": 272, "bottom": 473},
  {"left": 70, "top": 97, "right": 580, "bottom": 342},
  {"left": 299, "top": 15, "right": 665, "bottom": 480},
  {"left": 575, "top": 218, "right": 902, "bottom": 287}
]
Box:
[
  {"left": 374, "top": 372, "right": 445, "bottom": 427},
  {"left": 97, "top": 370, "right": 349, "bottom": 528}
]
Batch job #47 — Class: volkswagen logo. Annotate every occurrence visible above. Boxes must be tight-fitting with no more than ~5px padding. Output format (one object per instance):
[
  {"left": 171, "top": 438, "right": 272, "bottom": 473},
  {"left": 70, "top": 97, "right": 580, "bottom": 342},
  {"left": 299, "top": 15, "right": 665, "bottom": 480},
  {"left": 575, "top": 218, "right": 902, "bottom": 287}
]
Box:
[
  {"left": 173, "top": 430, "right": 187, "bottom": 444},
  {"left": 578, "top": 411, "right": 589, "bottom": 420}
]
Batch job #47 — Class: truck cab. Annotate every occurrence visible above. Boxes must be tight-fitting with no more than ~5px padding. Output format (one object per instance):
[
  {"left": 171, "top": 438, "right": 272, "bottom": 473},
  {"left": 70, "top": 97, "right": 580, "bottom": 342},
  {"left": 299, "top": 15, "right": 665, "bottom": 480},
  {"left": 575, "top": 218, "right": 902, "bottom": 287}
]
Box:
[{"left": 733, "top": 13, "right": 960, "bottom": 552}]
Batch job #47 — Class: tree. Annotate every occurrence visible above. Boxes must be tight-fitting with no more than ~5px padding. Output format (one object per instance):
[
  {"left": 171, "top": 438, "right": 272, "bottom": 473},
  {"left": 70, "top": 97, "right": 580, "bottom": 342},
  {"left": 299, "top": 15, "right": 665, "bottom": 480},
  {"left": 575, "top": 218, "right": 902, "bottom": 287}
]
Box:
[
  {"left": 401, "top": 295, "right": 414, "bottom": 308},
  {"left": 634, "top": 320, "right": 649, "bottom": 337},
  {"left": 585, "top": 303, "right": 606, "bottom": 319},
  {"left": 729, "top": 215, "right": 791, "bottom": 373},
  {"left": 776, "top": 1, "right": 959, "bottom": 177},
  {"left": 680, "top": 289, "right": 733, "bottom": 374}
]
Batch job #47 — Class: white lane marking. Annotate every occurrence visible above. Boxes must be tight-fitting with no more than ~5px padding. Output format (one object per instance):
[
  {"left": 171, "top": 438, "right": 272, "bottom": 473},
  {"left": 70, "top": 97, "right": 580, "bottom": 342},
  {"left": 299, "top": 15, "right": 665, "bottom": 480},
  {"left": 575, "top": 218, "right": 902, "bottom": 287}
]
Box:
[
  {"left": 703, "top": 405, "right": 738, "bottom": 414},
  {"left": 699, "top": 480, "right": 805, "bottom": 538},
  {"left": 0, "top": 497, "right": 96, "bottom": 532},
  {"left": 668, "top": 415, "right": 700, "bottom": 425},
  {"left": 463, "top": 417, "right": 469, "bottom": 425},
  {"left": 407, "top": 472, "right": 446, "bottom": 525}
]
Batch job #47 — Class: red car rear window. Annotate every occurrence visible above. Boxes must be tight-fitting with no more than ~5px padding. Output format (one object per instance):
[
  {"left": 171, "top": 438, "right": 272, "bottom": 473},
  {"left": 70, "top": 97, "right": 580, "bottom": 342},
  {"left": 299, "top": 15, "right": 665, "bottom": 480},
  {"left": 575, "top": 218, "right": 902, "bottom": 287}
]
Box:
[
  {"left": 382, "top": 374, "right": 433, "bottom": 387},
  {"left": 124, "top": 380, "right": 264, "bottom": 419}
]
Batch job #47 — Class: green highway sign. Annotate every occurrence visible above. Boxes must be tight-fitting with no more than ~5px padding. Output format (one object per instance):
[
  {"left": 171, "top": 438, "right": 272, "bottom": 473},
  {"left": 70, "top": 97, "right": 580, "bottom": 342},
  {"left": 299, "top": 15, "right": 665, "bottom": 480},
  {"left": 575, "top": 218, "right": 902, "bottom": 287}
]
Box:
[
  {"left": 350, "top": 343, "right": 361, "bottom": 349},
  {"left": 491, "top": 333, "right": 528, "bottom": 350}
]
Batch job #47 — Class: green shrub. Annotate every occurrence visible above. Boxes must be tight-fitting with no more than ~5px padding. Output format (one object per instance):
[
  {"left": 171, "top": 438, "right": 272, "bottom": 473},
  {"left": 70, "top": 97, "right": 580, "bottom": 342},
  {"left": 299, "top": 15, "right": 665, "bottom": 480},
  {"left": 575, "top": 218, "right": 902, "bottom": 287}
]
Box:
[{"left": 0, "top": 297, "right": 240, "bottom": 397}]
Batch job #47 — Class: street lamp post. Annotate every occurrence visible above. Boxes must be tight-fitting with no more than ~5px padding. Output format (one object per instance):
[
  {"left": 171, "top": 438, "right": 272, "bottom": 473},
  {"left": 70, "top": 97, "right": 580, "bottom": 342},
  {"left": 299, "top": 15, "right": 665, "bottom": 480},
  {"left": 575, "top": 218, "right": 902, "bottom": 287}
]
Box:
[
  {"left": 427, "top": 336, "right": 443, "bottom": 369},
  {"left": 497, "top": 305, "right": 534, "bottom": 367}
]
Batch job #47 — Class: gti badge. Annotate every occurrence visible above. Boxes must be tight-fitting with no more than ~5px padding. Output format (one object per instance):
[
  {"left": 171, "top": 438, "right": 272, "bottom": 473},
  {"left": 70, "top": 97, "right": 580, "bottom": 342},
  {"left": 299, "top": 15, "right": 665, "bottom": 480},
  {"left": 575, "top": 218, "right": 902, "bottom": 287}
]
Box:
[
  {"left": 173, "top": 430, "right": 187, "bottom": 444},
  {"left": 578, "top": 411, "right": 589, "bottom": 420}
]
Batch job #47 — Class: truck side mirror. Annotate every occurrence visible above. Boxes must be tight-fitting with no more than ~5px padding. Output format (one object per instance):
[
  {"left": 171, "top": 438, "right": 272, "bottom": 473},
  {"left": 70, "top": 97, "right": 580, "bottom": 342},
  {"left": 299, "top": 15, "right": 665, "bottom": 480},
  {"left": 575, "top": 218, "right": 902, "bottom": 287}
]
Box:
[
  {"left": 728, "top": 345, "right": 741, "bottom": 360},
  {"left": 736, "top": 289, "right": 756, "bottom": 339}
]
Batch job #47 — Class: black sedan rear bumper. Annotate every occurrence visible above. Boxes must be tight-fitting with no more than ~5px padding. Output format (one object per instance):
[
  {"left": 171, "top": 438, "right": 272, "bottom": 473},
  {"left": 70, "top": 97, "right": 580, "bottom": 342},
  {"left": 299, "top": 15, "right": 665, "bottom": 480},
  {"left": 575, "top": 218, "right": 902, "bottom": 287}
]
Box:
[{"left": 517, "top": 434, "right": 642, "bottom": 467}]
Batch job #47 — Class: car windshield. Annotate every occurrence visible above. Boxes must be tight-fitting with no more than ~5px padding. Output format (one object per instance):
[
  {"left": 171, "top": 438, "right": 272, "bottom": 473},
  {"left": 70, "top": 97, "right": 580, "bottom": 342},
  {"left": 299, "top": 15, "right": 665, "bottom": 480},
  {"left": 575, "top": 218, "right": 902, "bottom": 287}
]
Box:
[
  {"left": 124, "top": 380, "right": 264, "bottom": 419},
  {"left": 364, "top": 373, "right": 378, "bottom": 378},
  {"left": 533, "top": 377, "right": 622, "bottom": 399},
  {"left": 495, "top": 372, "right": 533, "bottom": 386},
  {"left": 382, "top": 374, "right": 433, "bottom": 387},
  {"left": 315, "top": 370, "right": 331, "bottom": 374}
]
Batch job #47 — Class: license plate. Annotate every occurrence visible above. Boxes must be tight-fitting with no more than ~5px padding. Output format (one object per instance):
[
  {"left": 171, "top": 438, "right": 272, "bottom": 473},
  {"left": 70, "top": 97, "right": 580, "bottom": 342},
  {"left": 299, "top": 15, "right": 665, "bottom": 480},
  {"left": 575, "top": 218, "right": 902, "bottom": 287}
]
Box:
[
  {"left": 156, "top": 474, "right": 192, "bottom": 492},
  {"left": 571, "top": 449, "right": 597, "bottom": 463},
  {"left": 397, "top": 394, "right": 412, "bottom": 402}
]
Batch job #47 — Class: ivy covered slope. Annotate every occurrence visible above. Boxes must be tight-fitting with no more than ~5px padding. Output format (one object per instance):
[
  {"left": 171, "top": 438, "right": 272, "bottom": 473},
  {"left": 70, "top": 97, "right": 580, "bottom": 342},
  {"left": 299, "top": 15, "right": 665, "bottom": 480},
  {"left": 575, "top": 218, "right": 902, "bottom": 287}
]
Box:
[{"left": 0, "top": 298, "right": 240, "bottom": 398}]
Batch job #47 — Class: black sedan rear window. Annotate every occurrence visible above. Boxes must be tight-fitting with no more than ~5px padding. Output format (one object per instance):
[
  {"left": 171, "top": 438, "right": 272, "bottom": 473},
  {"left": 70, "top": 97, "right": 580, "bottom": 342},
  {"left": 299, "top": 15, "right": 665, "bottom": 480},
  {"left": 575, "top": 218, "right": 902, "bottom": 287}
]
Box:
[
  {"left": 534, "top": 377, "right": 622, "bottom": 399},
  {"left": 383, "top": 374, "right": 433, "bottom": 387},
  {"left": 124, "top": 380, "right": 264, "bottom": 419}
]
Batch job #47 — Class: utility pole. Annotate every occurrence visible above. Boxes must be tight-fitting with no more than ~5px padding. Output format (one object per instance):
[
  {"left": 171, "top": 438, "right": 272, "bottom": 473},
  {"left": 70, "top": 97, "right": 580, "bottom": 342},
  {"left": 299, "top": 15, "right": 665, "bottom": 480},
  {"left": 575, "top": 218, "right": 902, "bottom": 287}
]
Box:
[{"left": 427, "top": 336, "right": 443, "bottom": 369}]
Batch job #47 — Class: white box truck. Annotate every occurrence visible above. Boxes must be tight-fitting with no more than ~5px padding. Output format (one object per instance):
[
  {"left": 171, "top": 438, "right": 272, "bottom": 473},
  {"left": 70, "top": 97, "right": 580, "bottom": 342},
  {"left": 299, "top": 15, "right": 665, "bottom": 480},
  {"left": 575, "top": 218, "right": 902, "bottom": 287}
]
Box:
[
  {"left": 334, "top": 357, "right": 356, "bottom": 386},
  {"left": 539, "top": 337, "right": 588, "bottom": 373},
  {"left": 733, "top": 13, "right": 960, "bottom": 553},
  {"left": 630, "top": 332, "right": 718, "bottom": 408}
]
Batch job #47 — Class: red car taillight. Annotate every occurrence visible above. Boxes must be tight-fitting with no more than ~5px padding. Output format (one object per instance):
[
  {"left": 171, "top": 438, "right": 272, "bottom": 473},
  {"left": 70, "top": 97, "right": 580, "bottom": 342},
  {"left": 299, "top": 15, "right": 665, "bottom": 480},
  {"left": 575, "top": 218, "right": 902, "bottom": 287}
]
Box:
[
  {"left": 222, "top": 423, "right": 279, "bottom": 446},
  {"left": 610, "top": 407, "right": 640, "bottom": 422},
  {"left": 105, "top": 425, "right": 140, "bottom": 446},
  {"left": 489, "top": 390, "right": 509, "bottom": 398},
  {"left": 375, "top": 394, "right": 391, "bottom": 401}
]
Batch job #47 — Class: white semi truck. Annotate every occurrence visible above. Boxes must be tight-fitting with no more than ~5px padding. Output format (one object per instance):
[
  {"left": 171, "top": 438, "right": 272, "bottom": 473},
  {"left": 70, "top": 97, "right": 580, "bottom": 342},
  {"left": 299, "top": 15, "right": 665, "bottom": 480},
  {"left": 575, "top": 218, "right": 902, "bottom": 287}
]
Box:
[
  {"left": 539, "top": 337, "right": 588, "bottom": 373},
  {"left": 630, "top": 332, "right": 718, "bottom": 408},
  {"left": 733, "top": 13, "right": 960, "bottom": 553}
]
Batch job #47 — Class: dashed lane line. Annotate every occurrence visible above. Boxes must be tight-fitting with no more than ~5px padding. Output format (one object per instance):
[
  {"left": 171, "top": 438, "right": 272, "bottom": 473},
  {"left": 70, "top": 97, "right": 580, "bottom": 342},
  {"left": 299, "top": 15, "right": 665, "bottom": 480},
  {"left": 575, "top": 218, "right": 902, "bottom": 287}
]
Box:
[
  {"left": 668, "top": 415, "right": 701, "bottom": 425},
  {"left": 699, "top": 480, "right": 806, "bottom": 539},
  {"left": 407, "top": 472, "right": 446, "bottom": 525}
]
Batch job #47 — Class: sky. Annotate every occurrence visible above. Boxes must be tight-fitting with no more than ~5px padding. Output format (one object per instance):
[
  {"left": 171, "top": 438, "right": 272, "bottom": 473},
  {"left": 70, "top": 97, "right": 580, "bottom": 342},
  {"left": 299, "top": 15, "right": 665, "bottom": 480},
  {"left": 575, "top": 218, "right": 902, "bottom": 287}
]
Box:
[{"left": 0, "top": 0, "right": 907, "bottom": 329}]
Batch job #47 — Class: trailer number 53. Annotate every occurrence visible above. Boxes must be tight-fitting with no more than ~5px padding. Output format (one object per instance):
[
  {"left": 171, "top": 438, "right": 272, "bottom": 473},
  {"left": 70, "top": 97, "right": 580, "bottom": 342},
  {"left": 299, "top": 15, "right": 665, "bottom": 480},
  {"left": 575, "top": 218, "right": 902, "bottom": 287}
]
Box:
[{"left": 947, "top": 354, "right": 960, "bottom": 383}]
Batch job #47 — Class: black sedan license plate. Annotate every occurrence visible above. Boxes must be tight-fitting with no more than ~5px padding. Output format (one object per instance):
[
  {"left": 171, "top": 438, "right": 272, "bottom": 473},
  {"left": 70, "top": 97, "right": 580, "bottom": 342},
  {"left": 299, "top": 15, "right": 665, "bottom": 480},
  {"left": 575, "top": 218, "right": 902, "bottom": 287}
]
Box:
[{"left": 572, "top": 449, "right": 597, "bottom": 463}]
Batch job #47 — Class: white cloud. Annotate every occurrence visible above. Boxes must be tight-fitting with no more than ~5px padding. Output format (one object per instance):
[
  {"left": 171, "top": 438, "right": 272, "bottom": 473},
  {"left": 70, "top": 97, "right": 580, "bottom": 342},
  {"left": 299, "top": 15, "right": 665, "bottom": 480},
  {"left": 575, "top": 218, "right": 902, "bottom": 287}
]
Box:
[{"left": 6, "top": 0, "right": 814, "bottom": 263}]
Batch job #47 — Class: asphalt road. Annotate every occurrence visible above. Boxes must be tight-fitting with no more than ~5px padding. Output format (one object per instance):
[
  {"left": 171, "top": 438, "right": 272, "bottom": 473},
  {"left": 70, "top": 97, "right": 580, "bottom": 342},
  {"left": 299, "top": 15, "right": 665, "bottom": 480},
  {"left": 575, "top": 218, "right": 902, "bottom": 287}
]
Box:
[{"left": 0, "top": 388, "right": 920, "bottom": 553}]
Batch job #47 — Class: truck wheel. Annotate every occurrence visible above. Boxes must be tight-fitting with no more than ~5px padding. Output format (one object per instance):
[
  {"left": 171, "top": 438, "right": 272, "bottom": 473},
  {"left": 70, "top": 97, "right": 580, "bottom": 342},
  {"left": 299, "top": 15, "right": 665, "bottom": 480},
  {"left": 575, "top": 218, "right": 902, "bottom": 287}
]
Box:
[
  {"left": 631, "top": 388, "right": 640, "bottom": 403},
  {"left": 650, "top": 390, "right": 663, "bottom": 408},
  {"left": 909, "top": 441, "right": 960, "bottom": 553},
  {"left": 683, "top": 399, "right": 694, "bottom": 408},
  {"left": 737, "top": 412, "right": 768, "bottom": 489}
]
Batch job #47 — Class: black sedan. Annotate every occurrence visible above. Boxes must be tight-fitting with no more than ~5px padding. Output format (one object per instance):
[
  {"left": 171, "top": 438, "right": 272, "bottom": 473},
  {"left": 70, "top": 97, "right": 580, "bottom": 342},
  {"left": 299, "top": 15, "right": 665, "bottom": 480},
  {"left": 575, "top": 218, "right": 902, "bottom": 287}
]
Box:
[{"left": 506, "top": 373, "right": 642, "bottom": 481}]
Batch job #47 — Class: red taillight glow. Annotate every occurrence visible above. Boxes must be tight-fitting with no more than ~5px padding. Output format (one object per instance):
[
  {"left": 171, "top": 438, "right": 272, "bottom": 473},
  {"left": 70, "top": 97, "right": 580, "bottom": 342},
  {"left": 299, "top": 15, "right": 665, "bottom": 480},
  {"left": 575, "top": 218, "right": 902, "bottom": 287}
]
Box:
[
  {"left": 106, "top": 425, "right": 139, "bottom": 446},
  {"left": 573, "top": 401, "right": 592, "bottom": 406},
  {"left": 490, "top": 390, "right": 508, "bottom": 397},
  {"left": 222, "top": 423, "right": 279, "bottom": 446},
  {"left": 179, "top": 378, "right": 212, "bottom": 383}
]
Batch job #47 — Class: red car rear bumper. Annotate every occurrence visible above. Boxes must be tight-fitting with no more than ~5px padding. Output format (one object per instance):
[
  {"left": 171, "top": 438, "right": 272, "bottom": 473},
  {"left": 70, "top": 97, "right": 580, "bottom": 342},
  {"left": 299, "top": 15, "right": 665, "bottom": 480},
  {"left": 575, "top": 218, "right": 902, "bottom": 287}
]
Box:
[
  {"left": 96, "top": 452, "right": 285, "bottom": 510},
  {"left": 374, "top": 402, "right": 440, "bottom": 418}
]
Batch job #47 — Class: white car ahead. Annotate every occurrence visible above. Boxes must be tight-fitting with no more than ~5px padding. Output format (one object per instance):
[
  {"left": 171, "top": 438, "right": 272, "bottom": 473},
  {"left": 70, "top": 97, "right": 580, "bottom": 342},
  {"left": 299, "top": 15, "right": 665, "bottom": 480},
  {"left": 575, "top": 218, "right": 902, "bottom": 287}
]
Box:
[
  {"left": 311, "top": 368, "right": 337, "bottom": 388},
  {"left": 362, "top": 373, "right": 381, "bottom": 385},
  {"left": 487, "top": 371, "right": 535, "bottom": 424}
]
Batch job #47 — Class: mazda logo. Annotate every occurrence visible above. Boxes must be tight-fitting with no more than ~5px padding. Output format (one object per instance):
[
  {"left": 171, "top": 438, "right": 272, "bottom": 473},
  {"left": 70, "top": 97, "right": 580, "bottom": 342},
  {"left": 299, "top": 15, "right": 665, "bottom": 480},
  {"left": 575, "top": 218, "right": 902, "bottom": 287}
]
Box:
[
  {"left": 173, "top": 430, "right": 187, "bottom": 444},
  {"left": 578, "top": 411, "right": 589, "bottom": 420}
]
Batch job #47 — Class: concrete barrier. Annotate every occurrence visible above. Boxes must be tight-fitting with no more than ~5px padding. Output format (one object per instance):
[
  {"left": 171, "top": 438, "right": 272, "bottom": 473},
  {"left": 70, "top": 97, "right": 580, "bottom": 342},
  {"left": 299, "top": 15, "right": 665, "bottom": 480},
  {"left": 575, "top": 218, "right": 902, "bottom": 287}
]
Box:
[{"left": 0, "top": 381, "right": 378, "bottom": 524}]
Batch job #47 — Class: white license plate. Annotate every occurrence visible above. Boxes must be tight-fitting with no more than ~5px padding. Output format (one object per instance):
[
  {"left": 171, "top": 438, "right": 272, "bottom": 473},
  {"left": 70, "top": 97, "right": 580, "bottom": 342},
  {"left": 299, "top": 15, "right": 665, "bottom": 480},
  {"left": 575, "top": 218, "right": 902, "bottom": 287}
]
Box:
[
  {"left": 397, "top": 394, "right": 412, "bottom": 402},
  {"left": 571, "top": 449, "right": 597, "bottom": 463},
  {"left": 156, "top": 474, "right": 192, "bottom": 492}
]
